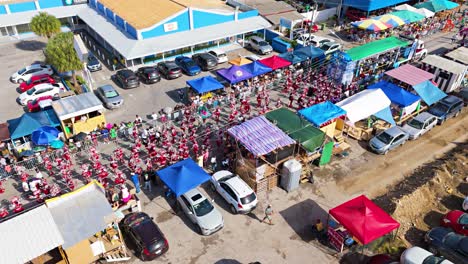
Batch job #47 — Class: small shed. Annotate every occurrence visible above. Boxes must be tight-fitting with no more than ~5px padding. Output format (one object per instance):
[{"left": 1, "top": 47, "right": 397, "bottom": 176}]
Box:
[
  {"left": 421, "top": 55, "right": 467, "bottom": 92},
  {"left": 444, "top": 47, "right": 468, "bottom": 65},
  {"left": 298, "top": 101, "right": 347, "bottom": 138},
  {"left": 51, "top": 93, "right": 105, "bottom": 138}
]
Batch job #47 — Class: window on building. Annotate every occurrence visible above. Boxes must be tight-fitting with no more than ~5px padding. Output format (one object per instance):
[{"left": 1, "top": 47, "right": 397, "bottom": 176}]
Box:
[{"left": 16, "top": 24, "right": 31, "bottom": 34}]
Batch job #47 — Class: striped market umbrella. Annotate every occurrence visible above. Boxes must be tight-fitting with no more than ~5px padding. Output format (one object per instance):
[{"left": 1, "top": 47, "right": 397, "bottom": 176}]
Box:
[
  {"left": 352, "top": 19, "right": 392, "bottom": 32},
  {"left": 376, "top": 14, "right": 409, "bottom": 27}
]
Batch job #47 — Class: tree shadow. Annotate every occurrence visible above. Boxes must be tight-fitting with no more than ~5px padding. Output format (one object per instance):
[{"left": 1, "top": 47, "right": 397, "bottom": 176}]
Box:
[
  {"left": 404, "top": 226, "right": 426, "bottom": 246},
  {"left": 424, "top": 210, "right": 444, "bottom": 227},
  {"left": 440, "top": 194, "right": 464, "bottom": 211},
  {"left": 457, "top": 182, "right": 468, "bottom": 196},
  {"left": 213, "top": 259, "right": 242, "bottom": 264},
  {"left": 279, "top": 198, "right": 328, "bottom": 243},
  {"left": 15, "top": 40, "right": 46, "bottom": 51},
  {"left": 339, "top": 252, "right": 370, "bottom": 264}
]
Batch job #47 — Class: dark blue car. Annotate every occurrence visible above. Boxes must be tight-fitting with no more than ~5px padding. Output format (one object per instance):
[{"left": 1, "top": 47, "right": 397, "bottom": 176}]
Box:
[{"left": 175, "top": 56, "right": 201, "bottom": 76}]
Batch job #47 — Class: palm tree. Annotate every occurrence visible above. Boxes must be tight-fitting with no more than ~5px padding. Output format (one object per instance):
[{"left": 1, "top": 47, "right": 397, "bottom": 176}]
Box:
[{"left": 30, "top": 12, "right": 61, "bottom": 39}]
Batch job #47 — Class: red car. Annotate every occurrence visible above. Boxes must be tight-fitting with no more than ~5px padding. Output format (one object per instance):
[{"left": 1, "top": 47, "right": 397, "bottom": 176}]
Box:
[
  {"left": 27, "top": 95, "right": 54, "bottom": 112},
  {"left": 19, "top": 74, "right": 55, "bottom": 93},
  {"left": 441, "top": 210, "right": 468, "bottom": 235}
]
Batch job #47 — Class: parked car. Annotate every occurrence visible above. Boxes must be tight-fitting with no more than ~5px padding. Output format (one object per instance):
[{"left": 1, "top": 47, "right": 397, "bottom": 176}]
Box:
[
  {"left": 136, "top": 66, "right": 161, "bottom": 84},
  {"left": 319, "top": 42, "right": 341, "bottom": 55},
  {"left": 456, "top": 86, "right": 468, "bottom": 106},
  {"left": 463, "top": 196, "right": 468, "bottom": 211},
  {"left": 400, "top": 246, "right": 452, "bottom": 264},
  {"left": 177, "top": 188, "right": 224, "bottom": 236},
  {"left": 17, "top": 83, "right": 63, "bottom": 106},
  {"left": 156, "top": 61, "right": 182, "bottom": 79},
  {"left": 86, "top": 53, "right": 102, "bottom": 72},
  {"left": 19, "top": 74, "right": 55, "bottom": 93},
  {"left": 26, "top": 95, "right": 54, "bottom": 112},
  {"left": 175, "top": 56, "right": 201, "bottom": 76},
  {"left": 210, "top": 170, "right": 258, "bottom": 214},
  {"left": 425, "top": 227, "right": 468, "bottom": 264},
  {"left": 120, "top": 212, "right": 169, "bottom": 261},
  {"left": 10, "top": 64, "right": 53, "bottom": 83},
  {"left": 369, "top": 126, "right": 409, "bottom": 155},
  {"left": 113, "top": 69, "right": 140, "bottom": 88},
  {"left": 367, "top": 254, "right": 398, "bottom": 264},
  {"left": 441, "top": 210, "right": 468, "bottom": 236},
  {"left": 95, "top": 84, "right": 124, "bottom": 109},
  {"left": 428, "top": 95, "right": 464, "bottom": 124},
  {"left": 309, "top": 35, "right": 333, "bottom": 48},
  {"left": 192, "top": 53, "right": 218, "bottom": 71},
  {"left": 248, "top": 36, "right": 273, "bottom": 55},
  {"left": 208, "top": 49, "right": 228, "bottom": 64},
  {"left": 244, "top": 54, "right": 261, "bottom": 61},
  {"left": 401, "top": 112, "right": 438, "bottom": 140}
]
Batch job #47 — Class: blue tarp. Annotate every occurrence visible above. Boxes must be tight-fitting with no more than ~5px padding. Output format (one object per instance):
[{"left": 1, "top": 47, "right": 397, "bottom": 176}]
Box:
[
  {"left": 368, "top": 81, "right": 420, "bottom": 107},
  {"left": 298, "top": 101, "right": 347, "bottom": 127},
  {"left": 240, "top": 61, "right": 273, "bottom": 77},
  {"left": 294, "top": 46, "right": 325, "bottom": 60},
  {"left": 374, "top": 107, "right": 396, "bottom": 125},
  {"left": 217, "top": 65, "right": 254, "bottom": 84},
  {"left": 412, "top": 80, "right": 447, "bottom": 106},
  {"left": 344, "top": 0, "right": 409, "bottom": 11},
  {"left": 278, "top": 52, "right": 309, "bottom": 64},
  {"left": 7, "top": 109, "right": 60, "bottom": 140},
  {"left": 186, "top": 76, "right": 224, "bottom": 94},
  {"left": 156, "top": 158, "right": 211, "bottom": 197}
]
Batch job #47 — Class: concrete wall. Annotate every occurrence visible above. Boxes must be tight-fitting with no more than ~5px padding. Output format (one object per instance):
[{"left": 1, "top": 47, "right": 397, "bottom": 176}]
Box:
[
  {"left": 192, "top": 10, "right": 235, "bottom": 29},
  {"left": 38, "top": 0, "right": 64, "bottom": 9},
  {"left": 126, "top": 24, "right": 138, "bottom": 39},
  {"left": 0, "top": 5, "right": 7, "bottom": 14},
  {"left": 238, "top": 9, "right": 258, "bottom": 20},
  {"left": 96, "top": 1, "right": 105, "bottom": 15},
  {"left": 9, "top": 1, "right": 36, "bottom": 13},
  {"left": 115, "top": 15, "right": 125, "bottom": 31},
  {"left": 302, "top": 7, "right": 337, "bottom": 23},
  {"left": 105, "top": 8, "right": 114, "bottom": 22},
  {"left": 140, "top": 10, "right": 190, "bottom": 39}
]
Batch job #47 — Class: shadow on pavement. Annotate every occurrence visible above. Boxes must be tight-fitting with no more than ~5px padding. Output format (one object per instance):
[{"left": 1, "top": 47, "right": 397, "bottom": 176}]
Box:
[
  {"left": 15, "top": 40, "right": 46, "bottom": 51},
  {"left": 213, "top": 259, "right": 242, "bottom": 264}
]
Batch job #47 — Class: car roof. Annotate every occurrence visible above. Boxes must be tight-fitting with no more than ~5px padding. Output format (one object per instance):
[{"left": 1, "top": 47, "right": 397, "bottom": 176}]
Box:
[
  {"left": 401, "top": 247, "right": 433, "bottom": 263},
  {"left": 99, "top": 85, "right": 115, "bottom": 92},
  {"left": 34, "top": 83, "right": 57, "bottom": 89},
  {"left": 209, "top": 49, "right": 225, "bottom": 55},
  {"left": 225, "top": 176, "right": 254, "bottom": 197},
  {"left": 119, "top": 69, "right": 134, "bottom": 76},
  {"left": 183, "top": 188, "right": 205, "bottom": 204},
  {"left": 383, "top": 126, "right": 404, "bottom": 137},
  {"left": 27, "top": 64, "right": 48, "bottom": 70},
  {"left": 212, "top": 170, "right": 234, "bottom": 181},
  {"left": 250, "top": 36, "right": 264, "bottom": 41},
  {"left": 414, "top": 112, "right": 436, "bottom": 122},
  {"left": 441, "top": 95, "right": 462, "bottom": 105}
]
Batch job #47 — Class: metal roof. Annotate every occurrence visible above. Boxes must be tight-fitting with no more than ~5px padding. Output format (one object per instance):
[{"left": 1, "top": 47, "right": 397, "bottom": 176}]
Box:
[
  {"left": 51, "top": 92, "right": 103, "bottom": 121},
  {"left": 242, "top": 0, "right": 303, "bottom": 25},
  {"left": 444, "top": 47, "right": 468, "bottom": 65},
  {"left": 385, "top": 64, "right": 434, "bottom": 86},
  {"left": 0, "top": 5, "right": 86, "bottom": 27},
  {"left": 422, "top": 55, "right": 467, "bottom": 74},
  {"left": 46, "top": 181, "right": 114, "bottom": 249},
  {"left": 0, "top": 205, "right": 64, "bottom": 264},
  {"left": 78, "top": 6, "right": 271, "bottom": 60}
]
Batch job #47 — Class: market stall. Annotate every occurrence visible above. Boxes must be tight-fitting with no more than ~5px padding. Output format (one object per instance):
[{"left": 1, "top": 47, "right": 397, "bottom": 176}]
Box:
[
  {"left": 228, "top": 116, "right": 296, "bottom": 193},
  {"left": 217, "top": 65, "right": 254, "bottom": 84},
  {"left": 389, "top": 10, "right": 425, "bottom": 23},
  {"left": 279, "top": 52, "right": 309, "bottom": 65},
  {"left": 368, "top": 81, "right": 421, "bottom": 123},
  {"left": 414, "top": 0, "right": 459, "bottom": 13},
  {"left": 327, "top": 195, "right": 400, "bottom": 252},
  {"left": 293, "top": 46, "right": 326, "bottom": 64},
  {"left": 265, "top": 107, "right": 326, "bottom": 167},
  {"left": 52, "top": 93, "right": 105, "bottom": 139},
  {"left": 298, "top": 101, "right": 347, "bottom": 138},
  {"left": 186, "top": 76, "right": 225, "bottom": 103},
  {"left": 46, "top": 181, "right": 130, "bottom": 264},
  {"left": 0, "top": 204, "right": 66, "bottom": 264},
  {"left": 258, "top": 55, "right": 292, "bottom": 70},
  {"left": 228, "top": 56, "right": 252, "bottom": 66},
  {"left": 240, "top": 61, "right": 273, "bottom": 77},
  {"left": 421, "top": 55, "right": 467, "bottom": 92},
  {"left": 336, "top": 89, "right": 395, "bottom": 141},
  {"left": 445, "top": 47, "right": 468, "bottom": 66},
  {"left": 0, "top": 123, "right": 11, "bottom": 157}
]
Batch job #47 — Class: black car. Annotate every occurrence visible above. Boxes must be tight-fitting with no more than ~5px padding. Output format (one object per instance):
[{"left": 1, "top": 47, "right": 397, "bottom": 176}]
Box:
[
  {"left": 113, "top": 69, "right": 140, "bottom": 89},
  {"left": 428, "top": 95, "right": 464, "bottom": 124},
  {"left": 121, "top": 212, "right": 169, "bottom": 261},
  {"left": 192, "top": 53, "right": 218, "bottom": 71},
  {"left": 156, "top": 61, "right": 182, "bottom": 80},
  {"left": 136, "top": 66, "right": 161, "bottom": 84},
  {"left": 425, "top": 227, "right": 468, "bottom": 264}
]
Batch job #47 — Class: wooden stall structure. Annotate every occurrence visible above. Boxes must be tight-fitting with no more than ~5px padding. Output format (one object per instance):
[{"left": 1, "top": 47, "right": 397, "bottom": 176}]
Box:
[
  {"left": 227, "top": 116, "right": 296, "bottom": 193},
  {"left": 186, "top": 75, "right": 226, "bottom": 103},
  {"left": 421, "top": 55, "right": 467, "bottom": 93}
]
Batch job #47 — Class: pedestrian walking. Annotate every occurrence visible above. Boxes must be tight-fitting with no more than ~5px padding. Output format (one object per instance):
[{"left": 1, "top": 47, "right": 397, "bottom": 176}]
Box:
[
  {"left": 143, "top": 171, "right": 151, "bottom": 192},
  {"left": 261, "top": 204, "right": 274, "bottom": 225},
  {"left": 131, "top": 171, "right": 141, "bottom": 194},
  {"left": 178, "top": 89, "right": 185, "bottom": 103}
]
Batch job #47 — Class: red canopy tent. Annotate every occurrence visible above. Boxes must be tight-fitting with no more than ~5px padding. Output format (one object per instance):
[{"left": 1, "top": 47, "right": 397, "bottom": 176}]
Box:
[
  {"left": 329, "top": 195, "right": 400, "bottom": 245},
  {"left": 259, "top": 55, "right": 292, "bottom": 70}
]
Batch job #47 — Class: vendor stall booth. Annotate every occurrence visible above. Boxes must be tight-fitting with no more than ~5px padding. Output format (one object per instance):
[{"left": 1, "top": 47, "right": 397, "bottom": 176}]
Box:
[
  {"left": 421, "top": 55, "right": 467, "bottom": 92},
  {"left": 0, "top": 204, "right": 65, "bottom": 264},
  {"left": 156, "top": 158, "right": 211, "bottom": 197},
  {"left": 445, "top": 47, "right": 468, "bottom": 66},
  {"left": 414, "top": 0, "right": 459, "bottom": 12},
  {"left": 228, "top": 116, "right": 296, "bottom": 193},
  {"left": 258, "top": 55, "right": 292, "bottom": 70},
  {"left": 229, "top": 56, "right": 252, "bottom": 66},
  {"left": 327, "top": 195, "right": 400, "bottom": 252},
  {"left": 293, "top": 46, "right": 326, "bottom": 65},
  {"left": 52, "top": 93, "right": 105, "bottom": 139},
  {"left": 279, "top": 52, "right": 309, "bottom": 65},
  {"left": 217, "top": 65, "right": 254, "bottom": 84},
  {"left": 298, "top": 101, "right": 347, "bottom": 139},
  {"left": 186, "top": 76, "right": 224, "bottom": 103},
  {"left": 336, "top": 89, "right": 395, "bottom": 140},
  {"left": 46, "top": 181, "right": 130, "bottom": 263},
  {"left": 240, "top": 61, "right": 273, "bottom": 77}
]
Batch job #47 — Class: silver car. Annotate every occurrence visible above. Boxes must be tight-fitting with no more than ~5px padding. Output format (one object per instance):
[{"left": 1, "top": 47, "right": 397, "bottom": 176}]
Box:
[
  {"left": 177, "top": 188, "right": 224, "bottom": 236},
  {"left": 400, "top": 246, "right": 453, "bottom": 264},
  {"left": 248, "top": 36, "right": 273, "bottom": 55},
  {"left": 369, "top": 126, "right": 409, "bottom": 155},
  {"left": 401, "top": 112, "right": 438, "bottom": 140},
  {"left": 96, "top": 85, "right": 124, "bottom": 109}
]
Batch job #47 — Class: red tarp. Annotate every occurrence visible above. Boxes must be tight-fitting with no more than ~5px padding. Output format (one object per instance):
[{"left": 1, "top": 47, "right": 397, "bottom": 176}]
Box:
[
  {"left": 385, "top": 64, "right": 434, "bottom": 86},
  {"left": 259, "top": 55, "right": 292, "bottom": 70},
  {"left": 329, "top": 195, "right": 400, "bottom": 245}
]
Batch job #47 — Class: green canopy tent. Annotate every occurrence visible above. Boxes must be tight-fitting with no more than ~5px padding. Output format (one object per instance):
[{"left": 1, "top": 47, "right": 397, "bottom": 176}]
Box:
[
  {"left": 414, "top": 0, "right": 459, "bottom": 12},
  {"left": 389, "top": 10, "right": 425, "bottom": 23},
  {"left": 345, "top": 37, "right": 409, "bottom": 62},
  {"left": 265, "top": 108, "right": 326, "bottom": 154}
]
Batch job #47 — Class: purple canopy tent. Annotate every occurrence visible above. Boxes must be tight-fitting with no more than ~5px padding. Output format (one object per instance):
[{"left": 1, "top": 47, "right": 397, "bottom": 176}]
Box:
[{"left": 217, "top": 65, "right": 254, "bottom": 84}]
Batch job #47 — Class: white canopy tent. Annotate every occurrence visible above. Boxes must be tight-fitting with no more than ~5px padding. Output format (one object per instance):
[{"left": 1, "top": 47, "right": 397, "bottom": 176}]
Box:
[
  {"left": 394, "top": 4, "right": 418, "bottom": 12},
  {"left": 415, "top": 8, "right": 435, "bottom": 18},
  {"left": 336, "top": 89, "right": 394, "bottom": 125}
]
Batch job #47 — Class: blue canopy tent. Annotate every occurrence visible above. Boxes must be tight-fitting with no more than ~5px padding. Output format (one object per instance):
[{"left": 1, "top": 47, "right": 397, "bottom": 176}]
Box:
[
  {"left": 217, "top": 65, "right": 254, "bottom": 84},
  {"left": 298, "top": 101, "right": 347, "bottom": 127},
  {"left": 294, "top": 46, "right": 325, "bottom": 61},
  {"left": 278, "top": 52, "right": 308, "bottom": 64},
  {"left": 7, "top": 109, "right": 60, "bottom": 141},
  {"left": 156, "top": 158, "right": 211, "bottom": 197},
  {"left": 240, "top": 61, "right": 272, "bottom": 77},
  {"left": 412, "top": 80, "right": 447, "bottom": 106},
  {"left": 373, "top": 107, "right": 396, "bottom": 126},
  {"left": 368, "top": 81, "right": 420, "bottom": 107},
  {"left": 31, "top": 130, "right": 58, "bottom": 145},
  {"left": 186, "top": 76, "right": 224, "bottom": 94},
  {"left": 343, "top": 0, "right": 410, "bottom": 12}
]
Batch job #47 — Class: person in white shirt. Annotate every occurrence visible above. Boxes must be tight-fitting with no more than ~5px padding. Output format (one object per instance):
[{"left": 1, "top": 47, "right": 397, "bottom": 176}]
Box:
[{"left": 35, "top": 168, "right": 43, "bottom": 179}]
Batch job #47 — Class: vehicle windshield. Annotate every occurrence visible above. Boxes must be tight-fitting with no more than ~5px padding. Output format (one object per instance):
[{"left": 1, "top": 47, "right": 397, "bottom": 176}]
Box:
[
  {"left": 376, "top": 132, "right": 393, "bottom": 144},
  {"left": 459, "top": 214, "right": 468, "bottom": 224},
  {"left": 240, "top": 192, "right": 256, "bottom": 205},
  {"left": 18, "top": 68, "right": 26, "bottom": 75},
  {"left": 422, "top": 255, "right": 446, "bottom": 264},
  {"left": 259, "top": 41, "right": 269, "bottom": 46},
  {"left": 88, "top": 56, "right": 98, "bottom": 63},
  {"left": 105, "top": 90, "right": 119, "bottom": 98},
  {"left": 193, "top": 199, "right": 214, "bottom": 217},
  {"left": 407, "top": 119, "right": 424, "bottom": 129},
  {"left": 320, "top": 44, "right": 331, "bottom": 50},
  {"left": 433, "top": 103, "right": 449, "bottom": 113},
  {"left": 27, "top": 88, "right": 36, "bottom": 95}
]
